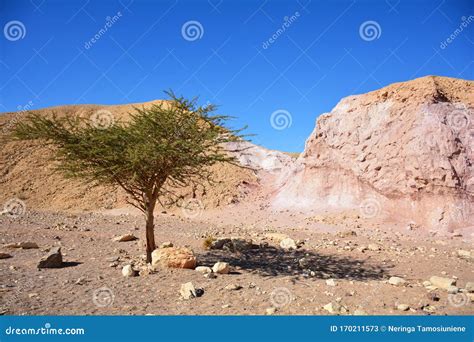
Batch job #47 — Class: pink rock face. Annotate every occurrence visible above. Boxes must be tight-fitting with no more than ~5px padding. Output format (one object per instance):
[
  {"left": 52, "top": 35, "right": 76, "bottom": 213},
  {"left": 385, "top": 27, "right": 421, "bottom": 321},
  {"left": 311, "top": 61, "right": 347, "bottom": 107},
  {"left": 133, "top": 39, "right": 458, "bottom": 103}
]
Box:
[{"left": 273, "top": 76, "right": 474, "bottom": 231}]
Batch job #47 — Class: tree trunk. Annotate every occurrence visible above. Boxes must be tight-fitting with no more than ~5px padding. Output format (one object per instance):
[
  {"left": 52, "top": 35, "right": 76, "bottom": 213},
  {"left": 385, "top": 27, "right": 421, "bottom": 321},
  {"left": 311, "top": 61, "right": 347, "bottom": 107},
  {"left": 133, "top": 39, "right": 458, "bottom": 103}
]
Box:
[{"left": 145, "top": 202, "right": 156, "bottom": 264}]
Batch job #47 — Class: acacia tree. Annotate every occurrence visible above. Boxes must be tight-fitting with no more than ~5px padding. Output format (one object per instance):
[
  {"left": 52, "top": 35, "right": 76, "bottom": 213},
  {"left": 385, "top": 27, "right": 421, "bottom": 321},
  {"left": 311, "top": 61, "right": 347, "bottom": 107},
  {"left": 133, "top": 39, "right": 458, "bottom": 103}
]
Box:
[{"left": 13, "top": 92, "right": 244, "bottom": 262}]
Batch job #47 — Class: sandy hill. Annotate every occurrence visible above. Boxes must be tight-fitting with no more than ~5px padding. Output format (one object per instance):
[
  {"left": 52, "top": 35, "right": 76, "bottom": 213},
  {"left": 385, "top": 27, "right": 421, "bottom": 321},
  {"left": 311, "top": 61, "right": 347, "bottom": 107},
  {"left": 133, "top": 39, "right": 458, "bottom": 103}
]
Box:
[{"left": 0, "top": 101, "right": 257, "bottom": 212}]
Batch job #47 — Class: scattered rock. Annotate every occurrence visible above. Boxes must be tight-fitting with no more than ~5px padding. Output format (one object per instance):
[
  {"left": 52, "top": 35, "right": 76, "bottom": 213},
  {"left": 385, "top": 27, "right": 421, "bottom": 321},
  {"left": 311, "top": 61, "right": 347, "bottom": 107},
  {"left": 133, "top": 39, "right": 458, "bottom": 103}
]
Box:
[
  {"left": 397, "top": 304, "right": 409, "bottom": 311},
  {"left": 264, "top": 233, "right": 289, "bottom": 243},
  {"left": 427, "top": 292, "right": 440, "bottom": 301},
  {"left": 212, "top": 262, "right": 230, "bottom": 274},
  {"left": 457, "top": 249, "right": 471, "bottom": 259},
  {"left": 151, "top": 247, "right": 196, "bottom": 269},
  {"left": 210, "top": 237, "right": 255, "bottom": 252},
  {"left": 180, "top": 282, "right": 203, "bottom": 300},
  {"left": 337, "top": 230, "right": 357, "bottom": 238},
  {"left": 204, "top": 272, "right": 217, "bottom": 279},
  {"left": 326, "top": 279, "right": 336, "bottom": 287},
  {"left": 195, "top": 266, "right": 212, "bottom": 274},
  {"left": 224, "top": 284, "right": 242, "bottom": 291},
  {"left": 429, "top": 276, "right": 456, "bottom": 290},
  {"left": 0, "top": 253, "right": 12, "bottom": 259},
  {"left": 266, "top": 307, "right": 277, "bottom": 315},
  {"left": 388, "top": 276, "right": 407, "bottom": 286},
  {"left": 160, "top": 241, "right": 173, "bottom": 248},
  {"left": 323, "top": 302, "right": 347, "bottom": 314},
  {"left": 465, "top": 282, "right": 474, "bottom": 293},
  {"left": 280, "top": 238, "right": 297, "bottom": 250},
  {"left": 113, "top": 234, "right": 138, "bottom": 242},
  {"left": 353, "top": 309, "right": 367, "bottom": 315},
  {"left": 447, "top": 285, "right": 459, "bottom": 294},
  {"left": 122, "top": 265, "right": 137, "bottom": 277},
  {"left": 367, "top": 244, "right": 381, "bottom": 251},
  {"left": 4, "top": 242, "right": 39, "bottom": 249},
  {"left": 37, "top": 247, "right": 63, "bottom": 268}
]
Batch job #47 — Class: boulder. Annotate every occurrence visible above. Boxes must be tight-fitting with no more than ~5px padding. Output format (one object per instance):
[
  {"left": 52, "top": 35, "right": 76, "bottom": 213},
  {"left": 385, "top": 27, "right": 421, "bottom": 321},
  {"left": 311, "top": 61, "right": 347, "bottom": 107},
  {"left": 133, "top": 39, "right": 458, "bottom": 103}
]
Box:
[
  {"left": 151, "top": 247, "right": 196, "bottom": 269},
  {"left": 210, "top": 237, "right": 255, "bottom": 252},
  {"left": 113, "top": 234, "right": 138, "bottom": 242},
  {"left": 37, "top": 247, "right": 62, "bottom": 268},
  {"left": 429, "top": 276, "right": 456, "bottom": 290},
  {"left": 212, "top": 262, "right": 230, "bottom": 274}
]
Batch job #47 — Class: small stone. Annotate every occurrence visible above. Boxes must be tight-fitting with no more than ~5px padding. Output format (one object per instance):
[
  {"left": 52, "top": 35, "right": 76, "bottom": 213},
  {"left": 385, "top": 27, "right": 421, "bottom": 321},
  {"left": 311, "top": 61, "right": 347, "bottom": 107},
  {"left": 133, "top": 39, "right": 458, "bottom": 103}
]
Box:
[
  {"left": 326, "top": 279, "right": 336, "bottom": 287},
  {"left": 422, "top": 305, "right": 436, "bottom": 313},
  {"left": 113, "top": 234, "right": 138, "bottom": 242},
  {"left": 224, "top": 284, "right": 242, "bottom": 291},
  {"left": 195, "top": 266, "right": 212, "bottom": 274},
  {"left": 160, "top": 241, "right": 173, "bottom": 248},
  {"left": 121, "top": 265, "right": 137, "bottom": 277},
  {"left": 465, "top": 282, "right": 474, "bottom": 293},
  {"left": 180, "top": 282, "right": 203, "bottom": 300},
  {"left": 353, "top": 309, "right": 367, "bottom": 315},
  {"left": 447, "top": 285, "right": 459, "bottom": 294},
  {"left": 212, "top": 262, "right": 229, "bottom": 274},
  {"left": 280, "top": 238, "right": 297, "bottom": 250},
  {"left": 0, "top": 253, "right": 12, "bottom": 259},
  {"left": 457, "top": 249, "right": 471, "bottom": 259},
  {"left": 397, "top": 304, "right": 409, "bottom": 311},
  {"left": 422, "top": 281, "right": 432, "bottom": 287},
  {"left": 323, "top": 302, "right": 344, "bottom": 314},
  {"left": 388, "top": 276, "right": 407, "bottom": 286},
  {"left": 266, "top": 307, "right": 277, "bottom": 315},
  {"left": 37, "top": 247, "right": 63, "bottom": 268},
  {"left": 221, "top": 304, "right": 231, "bottom": 309},
  {"left": 429, "top": 276, "right": 456, "bottom": 290},
  {"left": 427, "top": 292, "right": 440, "bottom": 301},
  {"left": 204, "top": 272, "right": 216, "bottom": 279},
  {"left": 367, "top": 244, "right": 381, "bottom": 251}
]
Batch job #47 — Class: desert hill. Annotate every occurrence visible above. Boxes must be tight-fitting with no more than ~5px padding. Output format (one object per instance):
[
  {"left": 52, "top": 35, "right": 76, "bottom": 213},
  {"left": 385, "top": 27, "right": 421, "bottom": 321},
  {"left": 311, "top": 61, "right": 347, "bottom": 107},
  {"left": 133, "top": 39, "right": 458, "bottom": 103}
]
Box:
[{"left": 0, "top": 101, "right": 257, "bottom": 212}]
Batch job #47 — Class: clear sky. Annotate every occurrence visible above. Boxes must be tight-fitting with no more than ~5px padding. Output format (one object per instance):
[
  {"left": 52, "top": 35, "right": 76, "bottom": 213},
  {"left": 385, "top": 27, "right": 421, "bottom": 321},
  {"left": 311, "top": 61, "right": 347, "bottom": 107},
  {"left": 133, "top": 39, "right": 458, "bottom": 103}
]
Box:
[{"left": 1, "top": 0, "right": 473, "bottom": 152}]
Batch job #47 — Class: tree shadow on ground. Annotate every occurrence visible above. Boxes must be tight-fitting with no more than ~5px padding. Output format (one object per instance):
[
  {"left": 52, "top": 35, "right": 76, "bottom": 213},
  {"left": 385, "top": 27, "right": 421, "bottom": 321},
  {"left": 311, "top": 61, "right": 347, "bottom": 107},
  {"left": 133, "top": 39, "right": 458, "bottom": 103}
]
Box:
[{"left": 198, "top": 246, "right": 392, "bottom": 281}]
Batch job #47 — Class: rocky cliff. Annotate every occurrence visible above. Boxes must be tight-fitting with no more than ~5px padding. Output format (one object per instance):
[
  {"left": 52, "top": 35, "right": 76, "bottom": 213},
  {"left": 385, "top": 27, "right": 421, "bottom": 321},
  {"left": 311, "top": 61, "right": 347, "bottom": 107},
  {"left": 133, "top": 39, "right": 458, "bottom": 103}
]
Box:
[{"left": 273, "top": 76, "right": 474, "bottom": 230}]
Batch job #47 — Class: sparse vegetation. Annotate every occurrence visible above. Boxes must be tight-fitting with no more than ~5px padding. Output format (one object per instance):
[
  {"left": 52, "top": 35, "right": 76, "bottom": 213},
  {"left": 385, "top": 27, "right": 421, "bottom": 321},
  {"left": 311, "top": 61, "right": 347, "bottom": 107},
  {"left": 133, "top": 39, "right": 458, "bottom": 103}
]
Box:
[{"left": 12, "top": 91, "right": 245, "bottom": 262}]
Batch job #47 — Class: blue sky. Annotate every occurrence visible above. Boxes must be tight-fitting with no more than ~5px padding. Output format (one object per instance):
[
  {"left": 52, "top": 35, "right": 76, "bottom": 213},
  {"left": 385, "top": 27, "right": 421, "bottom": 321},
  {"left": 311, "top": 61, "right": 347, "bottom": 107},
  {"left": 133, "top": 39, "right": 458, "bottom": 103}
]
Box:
[{"left": 0, "top": 0, "right": 473, "bottom": 152}]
